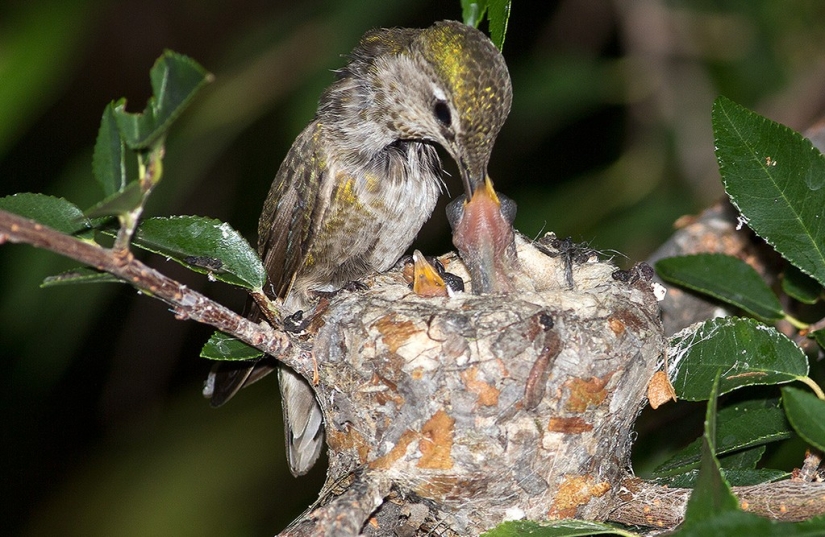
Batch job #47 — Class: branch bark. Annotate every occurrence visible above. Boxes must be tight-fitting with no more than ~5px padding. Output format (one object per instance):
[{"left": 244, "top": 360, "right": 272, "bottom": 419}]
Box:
[
  {"left": 0, "top": 209, "right": 296, "bottom": 366},
  {"left": 610, "top": 477, "right": 825, "bottom": 528}
]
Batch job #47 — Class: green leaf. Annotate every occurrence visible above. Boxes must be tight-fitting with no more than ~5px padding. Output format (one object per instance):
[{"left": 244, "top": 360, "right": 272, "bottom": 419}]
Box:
[
  {"left": 654, "top": 401, "right": 791, "bottom": 476},
  {"left": 487, "top": 0, "right": 511, "bottom": 50},
  {"left": 92, "top": 103, "right": 128, "bottom": 197},
  {"left": 481, "top": 519, "right": 636, "bottom": 537},
  {"left": 462, "top": 0, "right": 487, "bottom": 27},
  {"left": 782, "top": 264, "right": 822, "bottom": 305},
  {"left": 0, "top": 193, "right": 90, "bottom": 235},
  {"left": 724, "top": 468, "right": 789, "bottom": 485},
  {"left": 719, "top": 445, "right": 765, "bottom": 469},
  {"left": 41, "top": 267, "right": 124, "bottom": 287},
  {"left": 682, "top": 371, "right": 739, "bottom": 524},
  {"left": 782, "top": 386, "right": 825, "bottom": 451},
  {"left": 85, "top": 180, "right": 144, "bottom": 218},
  {"left": 669, "top": 317, "right": 808, "bottom": 401},
  {"left": 133, "top": 216, "right": 265, "bottom": 290},
  {"left": 673, "top": 510, "right": 825, "bottom": 536},
  {"left": 656, "top": 468, "right": 787, "bottom": 488},
  {"left": 656, "top": 254, "right": 784, "bottom": 321},
  {"left": 113, "top": 51, "right": 212, "bottom": 150},
  {"left": 460, "top": 0, "right": 510, "bottom": 50},
  {"left": 712, "top": 96, "right": 825, "bottom": 288},
  {"left": 200, "top": 332, "right": 263, "bottom": 361},
  {"left": 813, "top": 330, "right": 825, "bottom": 350}
]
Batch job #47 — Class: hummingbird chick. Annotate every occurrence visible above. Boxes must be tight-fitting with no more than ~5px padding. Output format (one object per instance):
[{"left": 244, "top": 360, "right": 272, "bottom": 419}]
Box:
[
  {"left": 447, "top": 175, "right": 519, "bottom": 294},
  {"left": 206, "top": 20, "right": 512, "bottom": 477}
]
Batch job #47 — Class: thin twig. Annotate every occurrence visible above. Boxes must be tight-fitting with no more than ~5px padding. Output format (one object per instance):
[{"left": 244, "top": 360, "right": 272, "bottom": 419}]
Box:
[{"left": 0, "top": 208, "right": 295, "bottom": 364}]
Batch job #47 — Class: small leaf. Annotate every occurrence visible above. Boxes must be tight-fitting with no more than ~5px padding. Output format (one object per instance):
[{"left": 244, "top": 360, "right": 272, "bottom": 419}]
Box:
[
  {"left": 782, "top": 386, "right": 825, "bottom": 451},
  {"left": 85, "top": 180, "right": 144, "bottom": 218},
  {"left": 682, "top": 372, "right": 739, "bottom": 525},
  {"left": 92, "top": 103, "right": 128, "bottom": 197},
  {"left": 133, "top": 216, "right": 265, "bottom": 290},
  {"left": 656, "top": 254, "right": 784, "bottom": 321},
  {"left": 669, "top": 317, "right": 808, "bottom": 401},
  {"left": 200, "top": 332, "right": 263, "bottom": 361},
  {"left": 712, "top": 96, "right": 825, "bottom": 288},
  {"left": 782, "top": 264, "right": 822, "bottom": 305},
  {"left": 113, "top": 51, "right": 212, "bottom": 150},
  {"left": 654, "top": 401, "right": 791, "bottom": 476},
  {"left": 460, "top": 0, "right": 510, "bottom": 50},
  {"left": 487, "top": 0, "right": 511, "bottom": 50},
  {"left": 42, "top": 267, "right": 124, "bottom": 287},
  {"left": 0, "top": 193, "right": 90, "bottom": 235},
  {"left": 481, "top": 519, "right": 635, "bottom": 537},
  {"left": 813, "top": 330, "right": 825, "bottom": 350},
  {"left": 462, "top": 0, "right": 487, "bottom": 27}
]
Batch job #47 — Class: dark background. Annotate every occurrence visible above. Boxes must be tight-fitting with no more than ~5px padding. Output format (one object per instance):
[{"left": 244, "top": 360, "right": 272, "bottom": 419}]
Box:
[{"left": 2, "top": 1, "right": 825, "bottom": 535}]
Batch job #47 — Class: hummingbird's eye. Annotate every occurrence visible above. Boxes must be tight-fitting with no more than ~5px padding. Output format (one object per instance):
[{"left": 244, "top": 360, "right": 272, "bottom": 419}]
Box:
[{"left": 434, "top": 100, "right": 452, "bottom": 127}]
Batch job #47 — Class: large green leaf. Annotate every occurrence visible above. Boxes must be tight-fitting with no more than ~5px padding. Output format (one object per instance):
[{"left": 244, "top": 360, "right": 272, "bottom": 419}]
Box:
[
  {"left": 654, "top": 402, "right": 791, "bottom": 476},
  {"left": 656, "top": 254, "right": 784, "bottom": 321},
  {"left": 133, "top": 216, "right": 265, "bottom": 290},
  {"left": 487, "top": 0, "right": 511, "bottom": 50},
  {"left": 713, "top": 96, "right": 825, "bottom": 288},
  {"left": 669, "top": 317, "right": 808, "bottom": 401},
  {"left": 200, "top": 332, "right": 263, "bottom": 362},
  {"left": 0, "top": 193, "right": 90, "bottom": 235},
  {"left": 782, "top": 386, "right": 825, "bottom": 451},
  {"left": 113, "top": 51, "right": 212, "bottom": 150}
]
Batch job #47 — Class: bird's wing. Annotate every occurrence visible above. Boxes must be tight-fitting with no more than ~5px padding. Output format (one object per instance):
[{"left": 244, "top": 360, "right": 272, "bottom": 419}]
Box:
[
  {"left": 258, "top": 121, "right": 326, "bottom": 301},
  {"left": 206, "top": 122, "right": 326, "bottom": 408}
]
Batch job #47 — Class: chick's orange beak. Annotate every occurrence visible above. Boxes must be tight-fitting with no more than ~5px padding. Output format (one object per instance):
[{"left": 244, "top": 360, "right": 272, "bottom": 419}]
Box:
[{"left": 411, "top": 250, "right": 448, "bottom": 297}]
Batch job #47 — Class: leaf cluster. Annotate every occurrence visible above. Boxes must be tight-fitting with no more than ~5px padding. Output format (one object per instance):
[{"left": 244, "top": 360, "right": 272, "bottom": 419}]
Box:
[{"left": 0, "top": 51, "right": 267, "bottom": 360}]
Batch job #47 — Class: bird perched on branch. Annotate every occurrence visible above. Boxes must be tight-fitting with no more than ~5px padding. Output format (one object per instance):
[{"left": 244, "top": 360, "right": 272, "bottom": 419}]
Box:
[{"left": 206, "top": 19, "right": 512, "bottom": 477}]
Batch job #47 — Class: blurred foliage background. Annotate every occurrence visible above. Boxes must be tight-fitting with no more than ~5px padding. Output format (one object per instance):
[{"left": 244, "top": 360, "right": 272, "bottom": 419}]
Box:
[{"left": 3, "top": 0, "right": 825, "bottom": 535}]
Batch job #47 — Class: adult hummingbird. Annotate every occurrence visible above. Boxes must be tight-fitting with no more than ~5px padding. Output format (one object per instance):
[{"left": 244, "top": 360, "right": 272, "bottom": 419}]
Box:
[{"left": 206, "top": 20, "right": 512, "bottom": 476}]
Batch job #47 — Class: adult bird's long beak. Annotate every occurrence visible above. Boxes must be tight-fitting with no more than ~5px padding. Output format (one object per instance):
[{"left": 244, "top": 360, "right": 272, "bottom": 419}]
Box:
[{"left": 446, "top": 174, "right": 519, "bottom": 294}]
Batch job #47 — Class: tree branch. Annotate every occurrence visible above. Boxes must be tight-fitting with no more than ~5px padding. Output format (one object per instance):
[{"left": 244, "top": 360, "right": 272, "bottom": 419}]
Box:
[
  {"left": 0, "top": 208, "right": 294, "bottom": 362},
  {"left": 610, "top": 477, "right": 825, "bottom": 528}
]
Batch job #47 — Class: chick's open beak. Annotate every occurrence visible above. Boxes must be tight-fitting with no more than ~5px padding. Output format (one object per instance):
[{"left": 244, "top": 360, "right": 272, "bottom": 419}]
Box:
[
  {"left": 446, "top": 175, "right": 518, "bottom": 294},
  {"left": 412, "top": 250, "right": 448, "bottom": 297}
]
